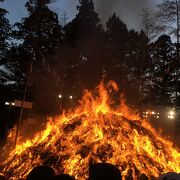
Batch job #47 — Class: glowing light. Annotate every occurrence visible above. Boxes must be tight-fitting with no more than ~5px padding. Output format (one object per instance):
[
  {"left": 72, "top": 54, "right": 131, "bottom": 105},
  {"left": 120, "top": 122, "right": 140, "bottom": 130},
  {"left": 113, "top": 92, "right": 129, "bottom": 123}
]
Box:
[
  {"left": 168, "top": 111, "right": 175, "bottom": 119},
  {"left": 69, "top": 95, "right": 73, "bottom": 99},
  {"left": 169, "top": 111, "right": 175, "bottom": 115},
  {"left": 58, "top": 94, "right": 62, "bottom": 99},
  {"left": 5, "top": 102, "right": 9, "bottom": 105},
  {"left": 168, "top": 115, "right": 174, "bottom": 119}
]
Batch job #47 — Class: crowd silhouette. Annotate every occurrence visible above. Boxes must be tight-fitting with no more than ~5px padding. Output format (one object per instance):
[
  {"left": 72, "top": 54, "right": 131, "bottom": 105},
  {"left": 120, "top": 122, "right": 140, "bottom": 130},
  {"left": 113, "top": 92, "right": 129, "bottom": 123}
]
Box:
[{"left": 0, "top": 163, "right": 180, "bottom": 180}]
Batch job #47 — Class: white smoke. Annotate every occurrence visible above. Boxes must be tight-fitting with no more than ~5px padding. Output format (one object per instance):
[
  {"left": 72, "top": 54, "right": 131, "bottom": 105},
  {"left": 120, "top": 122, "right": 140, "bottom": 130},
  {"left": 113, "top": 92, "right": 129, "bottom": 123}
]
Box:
[
  {"left": 51, "top": 0, "right": 158, "bottom": 30},
  {"left": 94, "top": 0, "right": 157, "bottom": 30}
]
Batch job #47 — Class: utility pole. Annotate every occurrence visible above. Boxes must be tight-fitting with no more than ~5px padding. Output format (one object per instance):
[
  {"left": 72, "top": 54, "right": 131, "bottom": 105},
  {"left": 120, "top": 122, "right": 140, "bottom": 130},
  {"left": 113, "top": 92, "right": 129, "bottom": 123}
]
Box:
[
  {"left": 14, "top": 2, "right": 47, "bottom": 147},
  {"left": 14, "top": 63, "right": 31, "bottom": 147}
]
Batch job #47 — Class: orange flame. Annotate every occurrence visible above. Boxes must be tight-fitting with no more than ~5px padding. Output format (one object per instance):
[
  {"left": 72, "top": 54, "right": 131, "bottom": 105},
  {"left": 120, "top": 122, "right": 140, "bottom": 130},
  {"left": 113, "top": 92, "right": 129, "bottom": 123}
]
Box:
[{"left": 0, "top": 81, "right": 179, "bottom": 179}]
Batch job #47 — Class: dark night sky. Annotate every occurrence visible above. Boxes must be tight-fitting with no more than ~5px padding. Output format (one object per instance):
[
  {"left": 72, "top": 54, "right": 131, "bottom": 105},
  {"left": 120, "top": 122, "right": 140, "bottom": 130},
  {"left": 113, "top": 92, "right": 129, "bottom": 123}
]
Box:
[{"left": 1, "top": 0, "right": 159, "bottom": 30}]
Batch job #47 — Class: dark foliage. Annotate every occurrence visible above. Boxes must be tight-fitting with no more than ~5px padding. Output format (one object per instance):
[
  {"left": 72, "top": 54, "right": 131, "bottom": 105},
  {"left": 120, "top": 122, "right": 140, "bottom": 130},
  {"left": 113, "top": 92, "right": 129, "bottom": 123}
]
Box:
[{"left": 0, "top": 0, "right": 180, "bottom": 117}]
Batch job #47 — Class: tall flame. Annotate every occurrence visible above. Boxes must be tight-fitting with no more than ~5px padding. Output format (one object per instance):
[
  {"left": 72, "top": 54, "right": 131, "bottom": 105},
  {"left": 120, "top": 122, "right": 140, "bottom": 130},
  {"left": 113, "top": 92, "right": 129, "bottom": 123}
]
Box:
[{"left": 0, "top": 81, "right": 179, "bottom": 179}]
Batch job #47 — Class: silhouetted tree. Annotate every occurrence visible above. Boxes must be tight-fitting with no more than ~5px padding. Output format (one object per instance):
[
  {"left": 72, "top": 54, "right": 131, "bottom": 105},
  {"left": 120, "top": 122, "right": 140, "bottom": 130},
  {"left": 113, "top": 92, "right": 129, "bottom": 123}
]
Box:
[
  {"left": 0, "top": 0, "right": 11, "bottom": 67},
  {"left": 125, "top": 30, "right": 151, "bottom": 105},
  {"left": 65, "top": 0, "right": 102, "bottom": 43},
  {"left": 25, "top": 0, "right": 54, "bottom": 14},
  {"left": 3, "top": 45, "right": 30, "bottom": 96},
  {"left": 0, "top": 0, "right": 14, "bottom": 99},
  {"left": 13, "top": 0, "right": 63, "bottom": 114},
  {"left": 157, "top": 0, "right": 180, "bottom": 55},
  {"left": 15, "top": 0, "right": 62, "bottom": 63},
  {"left": 63, "top": 0, "right": 104, "bottom": 93},
  {"left": 150, "top": 34, "right": 175, "bottom": 105},
  {"left": 3, "top": 0, "right": 178, "bottom": 114},
  {"left": 105, "top": 13, "right": 128, "bottom": 85},
  {"left": 157, "top": 1, "right": 180, "bottom": 107}
]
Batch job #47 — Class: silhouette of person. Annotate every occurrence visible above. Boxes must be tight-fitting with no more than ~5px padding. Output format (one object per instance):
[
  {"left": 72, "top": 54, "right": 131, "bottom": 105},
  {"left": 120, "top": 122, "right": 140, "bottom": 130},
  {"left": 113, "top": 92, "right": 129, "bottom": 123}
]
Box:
[
  {"left": 26, "top": 165, "right": 55, "bottom": 180},
  {"left": 139, "top": 173, "right": 148, "bottom": 180},
  {"left": 158, "top": 172, "right": 180, "bottom": 180},
  {"left": 51, "top": 174, "right": 74, "bottom": 180},
  {"left": 89, "top": 163, "right": 122, "bottom": 180},
  {"left": 0, "top": 175, "right": 6, "bottom": 180}
]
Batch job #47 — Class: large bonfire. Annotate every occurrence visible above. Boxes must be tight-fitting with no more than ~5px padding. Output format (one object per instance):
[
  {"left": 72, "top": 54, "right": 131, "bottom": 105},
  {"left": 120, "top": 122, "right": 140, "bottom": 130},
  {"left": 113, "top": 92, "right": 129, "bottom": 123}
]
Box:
[{"left": 0, "top": 81, "right": 180, "bottom": 179}]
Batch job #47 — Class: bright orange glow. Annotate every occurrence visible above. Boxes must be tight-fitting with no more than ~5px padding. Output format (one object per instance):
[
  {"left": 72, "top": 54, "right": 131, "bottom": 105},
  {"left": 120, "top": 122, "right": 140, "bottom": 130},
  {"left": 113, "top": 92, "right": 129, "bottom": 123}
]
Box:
[{"left": 0, "top": 81, "right": 179, "bottom": 179}]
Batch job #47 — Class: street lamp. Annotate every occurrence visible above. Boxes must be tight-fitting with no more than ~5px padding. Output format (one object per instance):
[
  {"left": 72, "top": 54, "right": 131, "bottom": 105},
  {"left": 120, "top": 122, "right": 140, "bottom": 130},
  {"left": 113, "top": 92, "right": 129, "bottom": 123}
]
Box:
[
  {"left": 5, "top": 102, "right": 15, "bottom": 106},
  {"left": 5, "top": 102, "right": 10, "bottom": 106},
  {"left": 69, "top": 95, "right": 73, "bottom": 99},
  {"left": 58, "top": 94, "right": 62, "bottom": 99},
  {"left": 167, "top": 110, "right": 175, "bottom": 119}
]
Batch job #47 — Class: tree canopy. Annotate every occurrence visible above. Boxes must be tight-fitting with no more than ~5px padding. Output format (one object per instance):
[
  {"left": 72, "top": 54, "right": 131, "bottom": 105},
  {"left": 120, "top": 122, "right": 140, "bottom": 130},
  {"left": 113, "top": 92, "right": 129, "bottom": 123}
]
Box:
[{"left": 0, "top": 0, "right": 180, "bottom": 116}]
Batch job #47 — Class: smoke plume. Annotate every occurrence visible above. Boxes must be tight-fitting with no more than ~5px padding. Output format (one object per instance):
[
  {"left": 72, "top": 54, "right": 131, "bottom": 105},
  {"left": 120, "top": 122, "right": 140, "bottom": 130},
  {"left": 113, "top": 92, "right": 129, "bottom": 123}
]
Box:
[
  {"left": 94, "top": 0, "right": 156, "bottom": 30},
  {"left": 51, "top": 0, "right": 157, "bottom": 30}
]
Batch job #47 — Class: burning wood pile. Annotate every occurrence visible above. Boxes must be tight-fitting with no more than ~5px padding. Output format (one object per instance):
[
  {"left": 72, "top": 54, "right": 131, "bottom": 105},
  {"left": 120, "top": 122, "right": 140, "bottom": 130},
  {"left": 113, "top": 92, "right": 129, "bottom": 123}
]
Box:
[{"left": 0, "top": 81, "right": 179, "bottom": 179}]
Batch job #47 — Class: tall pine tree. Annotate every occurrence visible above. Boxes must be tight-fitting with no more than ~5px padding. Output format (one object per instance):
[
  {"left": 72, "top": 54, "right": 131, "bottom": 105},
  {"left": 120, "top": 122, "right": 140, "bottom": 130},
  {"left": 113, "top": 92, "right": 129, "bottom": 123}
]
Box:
[
  {"left": 0, "top": 0, "right": 11, "bottom": 66},
  {"left": 150, "top": 34, "right": 175, "bottom": 105},
  {"left": 13, "top": 0, "right": 63, "bottom": 114},
  {"left": 64, "top": 0, "right": 104, "bottom": 93},
  {"left": 105, "top": 13, "right": 128, "bottom": 86}
]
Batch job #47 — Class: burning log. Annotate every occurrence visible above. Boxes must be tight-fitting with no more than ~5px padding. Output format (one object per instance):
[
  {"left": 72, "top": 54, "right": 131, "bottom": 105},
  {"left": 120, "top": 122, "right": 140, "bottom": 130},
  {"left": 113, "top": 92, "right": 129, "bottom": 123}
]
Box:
[{"left": 0, "top": 81, "right": 179, "bottom": 179}]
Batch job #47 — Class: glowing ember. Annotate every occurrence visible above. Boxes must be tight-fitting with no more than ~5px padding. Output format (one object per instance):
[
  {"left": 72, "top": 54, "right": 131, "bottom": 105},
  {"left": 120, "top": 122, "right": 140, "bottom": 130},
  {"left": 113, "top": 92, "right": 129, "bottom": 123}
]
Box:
[{"left": 0, "top": 81, "right": 179, "bottom": 179}]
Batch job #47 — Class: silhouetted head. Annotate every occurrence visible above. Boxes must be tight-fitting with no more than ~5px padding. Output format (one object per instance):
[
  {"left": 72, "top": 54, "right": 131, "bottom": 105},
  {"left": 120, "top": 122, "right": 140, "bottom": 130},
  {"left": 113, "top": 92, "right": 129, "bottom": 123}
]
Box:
[
  {"left": 0, "top": 175, "right": 6, "bottom": 180},
  {"left": 89, "top": 163, "right": 122, "bottom": 180},
  {"left": 139, "top": 173, "right": 148, "bottom": 180},
  {"left": 51, "top": 174, "right": 74, "bottom": 180},
  {"left": 158, "top": 172, "right": 180, "bottom": 180},
  {"left": 26, "top": 165, "right": 55, "bottom": 180}
]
